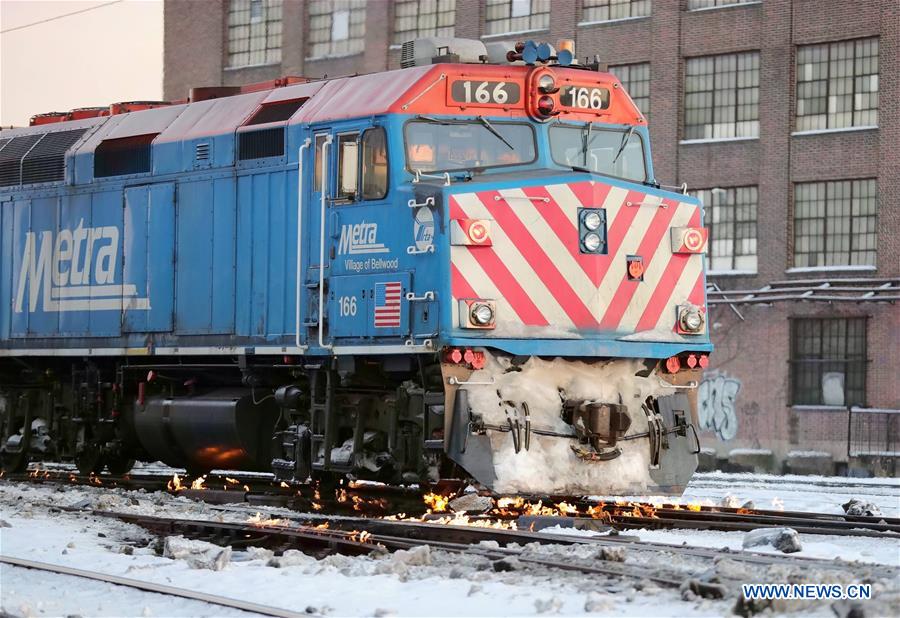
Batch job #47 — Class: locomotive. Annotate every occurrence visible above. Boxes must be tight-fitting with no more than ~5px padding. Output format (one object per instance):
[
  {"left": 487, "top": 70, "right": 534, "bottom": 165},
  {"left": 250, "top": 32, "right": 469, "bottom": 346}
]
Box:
[{"left": 0, "top": 39, "right": 711, "bottom": 496}]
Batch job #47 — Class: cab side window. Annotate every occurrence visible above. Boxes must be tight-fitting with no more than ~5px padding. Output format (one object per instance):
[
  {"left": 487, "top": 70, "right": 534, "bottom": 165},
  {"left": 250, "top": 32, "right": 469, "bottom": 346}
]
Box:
[
  {"left": 337, "top": 133, "right": 359, "bottom": 201},
  {"left": 314, "top": 133, "right": 327, "bottom": 192},
  {"left": 361, "top": 127, "right": 388, "bottom": 200}
]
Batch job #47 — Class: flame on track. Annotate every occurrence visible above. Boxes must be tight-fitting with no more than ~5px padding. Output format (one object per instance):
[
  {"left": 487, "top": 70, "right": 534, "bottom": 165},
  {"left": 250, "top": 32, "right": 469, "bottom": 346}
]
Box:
[
  {"left": 423, "top": 492, "right": 450, "bottom": 513},
  {"left": 246, "top": 512, "right": 287, "bottom": 527}
]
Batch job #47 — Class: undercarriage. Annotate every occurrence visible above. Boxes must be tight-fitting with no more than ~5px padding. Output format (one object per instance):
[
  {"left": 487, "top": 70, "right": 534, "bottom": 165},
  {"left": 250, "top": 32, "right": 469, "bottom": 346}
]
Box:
[{"left": 0, "top": 351, "right": 702, "bottom": 496}]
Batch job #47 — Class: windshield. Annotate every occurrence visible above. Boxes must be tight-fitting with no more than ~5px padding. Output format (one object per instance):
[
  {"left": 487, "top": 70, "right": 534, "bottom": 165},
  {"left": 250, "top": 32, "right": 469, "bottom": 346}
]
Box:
[
  {"left": 405, "top": 120, "right": 536, "bottom": 173},
  {"left": 549, "top": 124, "right": 647, "bottom": 182}
]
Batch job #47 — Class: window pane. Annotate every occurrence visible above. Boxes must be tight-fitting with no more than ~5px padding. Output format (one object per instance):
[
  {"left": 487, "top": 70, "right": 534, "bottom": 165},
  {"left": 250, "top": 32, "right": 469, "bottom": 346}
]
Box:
[
  {"left": 485, "top": 0, "right": 550, "bottom": 34},
  {"left": 308, "top": 0, "right": 367, "bottom": 58},
  {"left": 796, "top": 37, "right": 879, "bottom": 129},
  {"left": 793, "top": 179, "right": 878, "bottom": 267},
  {"left": 361, "top": 128, "right": 388, "bottom": 200},
  {"left": 684, "top": 51, "right": 758, "bottom": 139},
  {"left": 582, "top": 0, "right": 651, "bottom": 23},
  {"left": 687, "top": 0, "right": 758, "bottom": 9},
  {"left": 791, "top": 318, "right": 867, "bottom": 406},
  {"left": 393, "top": 0, "right": 456, "bottom": 44},
  {"left": 405, "top": 121, "right": 536, "bottom": 172},
  {"left": 228, "top": 0, "right": 283, "bottom": 68}
]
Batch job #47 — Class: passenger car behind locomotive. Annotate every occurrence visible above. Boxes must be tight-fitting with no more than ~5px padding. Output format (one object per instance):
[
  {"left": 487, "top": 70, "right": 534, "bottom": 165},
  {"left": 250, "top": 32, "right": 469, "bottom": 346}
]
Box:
[{"left": 0, "top": 39, "right": 711, "bottom": 496}]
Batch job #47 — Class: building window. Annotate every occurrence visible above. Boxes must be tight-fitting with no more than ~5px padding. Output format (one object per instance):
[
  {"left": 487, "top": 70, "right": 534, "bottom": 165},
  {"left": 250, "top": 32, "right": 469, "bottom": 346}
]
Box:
[
  {"left": 790, "top": 318, "right": 867, "bottom": 407},
  {"left": 393, "top": 0, "right": 456, "bottom": 44},
  {"left": 687, "top": 0, "right": 758, "bottom": 9},
  {"left": 308, "top": 0, "right": 367, "bottom": 58},
  {"left": 684, "top": 51, "right": 759, "bottom": 140},
  {"left": 793, "top": 179, "right": 877, "bottom": 268},
  {"left": 227, "top": 0, "right": 282, "bottom": 68},
  {"left": 692, "top": 186, "right": 757, "bottom": 273},
  {"left": 610, "top": 63, "right": 650, "bottom": 119},
  {"left": 484, "top": 0, "right": 549, "bottom": 35},
  {"left": 582, "top": 0, "right": 651, "bottom": 23},
  {"left": 796, "top": 37, "right": 878, "bottom": 131}
]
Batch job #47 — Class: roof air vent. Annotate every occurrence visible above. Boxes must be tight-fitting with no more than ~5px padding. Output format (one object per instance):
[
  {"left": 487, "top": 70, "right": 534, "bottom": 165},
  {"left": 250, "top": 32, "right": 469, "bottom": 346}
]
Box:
[
  {"left": 21, "top": 128, "right": 88, "bottom": 184},
  {"left": 399, "top": 37, "right": 487, "bottom": 68}
]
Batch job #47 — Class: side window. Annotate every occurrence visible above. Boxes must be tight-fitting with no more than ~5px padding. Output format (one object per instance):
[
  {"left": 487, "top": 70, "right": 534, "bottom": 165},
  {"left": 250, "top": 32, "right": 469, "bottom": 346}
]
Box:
[
  {"left": 361, "top": 127, "right": 388, "bottom": 200},
  {"left": 314, "top": 133, "right": 327, "bottom": 192},
  {"left": 337, "top": 133, "right": 359, "bottom": 201}
]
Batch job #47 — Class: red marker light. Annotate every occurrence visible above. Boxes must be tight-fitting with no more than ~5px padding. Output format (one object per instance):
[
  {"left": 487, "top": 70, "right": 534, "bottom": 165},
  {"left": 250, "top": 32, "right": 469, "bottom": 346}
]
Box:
[
  {"left": 463, "top": 349, "right": 476, "bottom": 364},
  {"left": 627, "top": 258, "right": 644, "bottom": 280},
  {"left": 686, "top": 354, "right": 698, "bottom": 369},
  {"left": 699, "top": 354, "right": 710, "bottom": 369},
  {"left": 147, "top": 370, "right": 156, "bottom": 382},
  {"left": 471, "top": 352, "right": 486, "bottom": 370},
  {"left": 448, "top": 348, "right": 463, "bottom": 364},
  {"left": 467, "top": 220, "right": 490, "bottom": 244},
  {"left": 665, "top": 356, "right": 681, "bottom": 373},
  {"left": 537, "top": 95, "right": 555, "bottom": 116}
]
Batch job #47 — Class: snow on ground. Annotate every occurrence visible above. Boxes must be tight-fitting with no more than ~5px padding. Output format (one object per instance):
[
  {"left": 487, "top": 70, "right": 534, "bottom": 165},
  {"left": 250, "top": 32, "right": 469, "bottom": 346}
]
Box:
[
  {"left": 2, "top": 471, "right": 899, "bottom": 617},
  {"left": 1, "top": 563, "right": 255, "bottom": 618},
  {"left": 539, "top": 526, "right": 899, "bottom": 567},
  {"left": 591, "top": 471, "right": 900, "bottom": 518},
  {"left": 0, "top": 484, "right": 728, "bottom": 618}
]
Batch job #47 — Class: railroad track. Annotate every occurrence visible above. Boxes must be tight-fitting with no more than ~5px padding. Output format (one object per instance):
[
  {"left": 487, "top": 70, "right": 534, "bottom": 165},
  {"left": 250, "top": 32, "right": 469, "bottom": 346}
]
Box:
[
  {"left": 566, "top": 501, "right": 900, "bottom": 539},
  {"left": 0, "top": 555, "right": 309, "bottom": 618},
  {"left": 2, "top": 467, "right": 425, "bottom": 516},
  {"left": 5, "top": 467, "right": 899, "bottom": 539},
  {"left": 44, "top": 500, "right": 896, "bottom": 578},
  {"left": 6, "top": 492, "right": 897, "bottom": 607},
  {"left": 48, "top": 505, "right": 895, "bottom": 600}
]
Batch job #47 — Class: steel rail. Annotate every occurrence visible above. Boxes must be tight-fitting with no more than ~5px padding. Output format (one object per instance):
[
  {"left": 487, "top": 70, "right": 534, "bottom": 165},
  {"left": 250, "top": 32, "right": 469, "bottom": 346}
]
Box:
[
  {"left": 74, "top": 509, "right": 688, "bottom": 589},
  {"left": 0, "top": 555, "right": 310, "bottom": 618}
]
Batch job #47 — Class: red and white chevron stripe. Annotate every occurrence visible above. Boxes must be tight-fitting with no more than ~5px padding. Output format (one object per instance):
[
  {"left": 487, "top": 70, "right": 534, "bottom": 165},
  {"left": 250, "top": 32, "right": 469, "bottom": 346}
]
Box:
[{"left": 449, "top": 180, "right": 706, "bottom": 336}]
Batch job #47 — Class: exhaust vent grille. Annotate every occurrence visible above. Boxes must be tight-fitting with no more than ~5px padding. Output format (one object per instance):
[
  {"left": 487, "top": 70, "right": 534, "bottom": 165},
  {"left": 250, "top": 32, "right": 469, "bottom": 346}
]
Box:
[
  {"left": 21, "top": 128, "right": 88, "bottom": 184},
  {"left": 400, "top": 41, "right": 416, "bottom": 68},
  {"left": 238, "top": 127, "right": 284, "bottom": 160},
  {"left": 94, "top": 133, "right": 156, "bottom": 177},
  {"left": 195, "top": 142, "right": 210, "bottom": 161}
]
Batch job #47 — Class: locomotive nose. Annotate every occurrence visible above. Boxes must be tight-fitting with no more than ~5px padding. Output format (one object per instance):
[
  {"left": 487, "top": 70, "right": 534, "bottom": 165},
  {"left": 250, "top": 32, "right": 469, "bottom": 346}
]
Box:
[{"left": 447, "top": 178, "right": 708, "bottom": 342}]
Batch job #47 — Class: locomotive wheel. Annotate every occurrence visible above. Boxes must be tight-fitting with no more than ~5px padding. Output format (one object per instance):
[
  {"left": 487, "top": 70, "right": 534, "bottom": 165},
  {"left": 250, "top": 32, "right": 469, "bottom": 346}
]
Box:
[
  {"left": 1, "top": 401, "right": 33, "bottom": 474},
  {"left": 105, "top": 453, "right": 135, "bottom": 475},
  {"left": 0, "top": 448, "right": 29, "bottom": 474},
  {"left": 75, "top": 443, "right": 105, "bottom": 475}
]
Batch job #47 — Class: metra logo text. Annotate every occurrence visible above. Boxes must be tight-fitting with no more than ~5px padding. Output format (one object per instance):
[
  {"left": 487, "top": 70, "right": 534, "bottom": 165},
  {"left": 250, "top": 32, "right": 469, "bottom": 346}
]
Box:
[
  {"left": 14, "top": 220, "right": 150, "bottom": 313},
  {"left": 337, "top": 221, "right": 389, "bottom": 255}
]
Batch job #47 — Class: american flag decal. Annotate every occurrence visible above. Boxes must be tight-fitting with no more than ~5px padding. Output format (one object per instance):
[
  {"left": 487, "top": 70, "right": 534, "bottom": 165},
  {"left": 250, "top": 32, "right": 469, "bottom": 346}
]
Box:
[{"left": 374, "top": 281, "right": 402, "bottom": 328}]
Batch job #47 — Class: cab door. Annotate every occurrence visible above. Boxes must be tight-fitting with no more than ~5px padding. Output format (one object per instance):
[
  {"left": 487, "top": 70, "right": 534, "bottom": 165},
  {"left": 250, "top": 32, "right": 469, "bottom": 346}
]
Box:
[
  {"left": 300, "top": 130, "right": 333, "bottom": 351},
  {"left": 307, "top": 124, "right": 409, "bottom": 347}
]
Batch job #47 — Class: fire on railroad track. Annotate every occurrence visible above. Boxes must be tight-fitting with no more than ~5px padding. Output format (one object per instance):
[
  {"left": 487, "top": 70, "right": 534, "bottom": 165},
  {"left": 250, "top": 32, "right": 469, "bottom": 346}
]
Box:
[{"left": 5, "top": 466, "right": 899, "bottom": 540}]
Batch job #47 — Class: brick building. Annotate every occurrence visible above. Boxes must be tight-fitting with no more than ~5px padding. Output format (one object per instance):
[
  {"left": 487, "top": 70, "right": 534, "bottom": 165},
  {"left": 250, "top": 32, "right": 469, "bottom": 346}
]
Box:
[{"left": 163, "top": 0, "right": 899, "bottom": 475}]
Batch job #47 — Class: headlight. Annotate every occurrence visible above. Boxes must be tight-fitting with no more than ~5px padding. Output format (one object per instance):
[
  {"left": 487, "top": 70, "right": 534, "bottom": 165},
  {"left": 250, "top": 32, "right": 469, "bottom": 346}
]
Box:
[
  {"left": 583, "top": 211, "right": 602, "bottom": 230},
  {"left": 679, "top": 307, "right": 704, "bottom": 332},
  {"left": 471, "top": 303, "right": 495, "bottom": 326},
  {"left": 583, "top": 232, "right": 602, "bottom": 252},
  {"left": 538, "top": 74, "right": 557, "bottom": 94}
]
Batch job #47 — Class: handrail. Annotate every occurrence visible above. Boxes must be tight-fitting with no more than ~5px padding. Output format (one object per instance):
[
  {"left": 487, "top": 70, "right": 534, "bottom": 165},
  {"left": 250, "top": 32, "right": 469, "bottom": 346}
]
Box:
[
  {"left": 295, "top": 137, "right": 311, "bottom": 350},
  {"left": 318, "top": 134, "right": 334, "bottom": 350}
]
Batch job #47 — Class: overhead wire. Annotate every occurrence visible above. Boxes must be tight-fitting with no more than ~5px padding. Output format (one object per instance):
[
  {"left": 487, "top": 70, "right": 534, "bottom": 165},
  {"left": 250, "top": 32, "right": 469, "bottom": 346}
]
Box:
[{"left": 0, "top": 0, "right": 124, "bottom": 35}]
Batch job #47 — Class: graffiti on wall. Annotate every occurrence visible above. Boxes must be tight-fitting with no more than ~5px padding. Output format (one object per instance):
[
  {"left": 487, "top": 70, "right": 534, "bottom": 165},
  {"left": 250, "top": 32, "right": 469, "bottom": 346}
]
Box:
[{"left": 698, "top": 372, "right": 741, "bottom": 441}]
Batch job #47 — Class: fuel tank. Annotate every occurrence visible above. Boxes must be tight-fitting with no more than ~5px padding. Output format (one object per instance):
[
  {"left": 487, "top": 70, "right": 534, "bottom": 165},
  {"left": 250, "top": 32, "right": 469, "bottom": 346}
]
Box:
[{"left": 126, "top": 389, "right": 278, "bottom": 472}]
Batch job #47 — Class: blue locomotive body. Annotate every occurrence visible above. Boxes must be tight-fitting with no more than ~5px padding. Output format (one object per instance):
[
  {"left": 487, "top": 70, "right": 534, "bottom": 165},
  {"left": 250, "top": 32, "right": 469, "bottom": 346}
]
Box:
[{"left": 0, "top": 53, "right": 711, "bottom": 496}]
